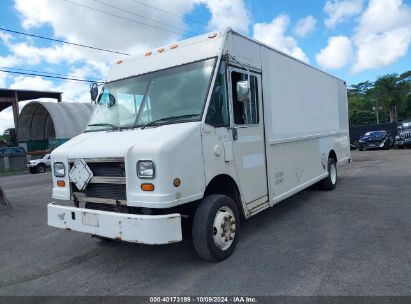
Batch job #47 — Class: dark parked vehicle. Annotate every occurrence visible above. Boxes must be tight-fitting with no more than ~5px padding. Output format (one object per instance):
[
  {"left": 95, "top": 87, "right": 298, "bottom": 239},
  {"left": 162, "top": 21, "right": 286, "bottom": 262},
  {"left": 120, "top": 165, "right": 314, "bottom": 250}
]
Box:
[
  {"left": 358, "top": 130, "right": 394, "bottom": 151},
  {"left": 0, "top": 146, "right": 25, "bottom": 155},
  {"left": 395, "top": 120, "right": 411, "bottom": 149}
]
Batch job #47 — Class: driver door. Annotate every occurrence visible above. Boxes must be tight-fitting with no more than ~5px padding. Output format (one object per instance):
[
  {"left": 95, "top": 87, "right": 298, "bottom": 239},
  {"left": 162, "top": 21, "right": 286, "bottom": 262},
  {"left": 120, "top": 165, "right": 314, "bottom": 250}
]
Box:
[{"left": 228, "top": 67, "right": 268, "bottom": 207}]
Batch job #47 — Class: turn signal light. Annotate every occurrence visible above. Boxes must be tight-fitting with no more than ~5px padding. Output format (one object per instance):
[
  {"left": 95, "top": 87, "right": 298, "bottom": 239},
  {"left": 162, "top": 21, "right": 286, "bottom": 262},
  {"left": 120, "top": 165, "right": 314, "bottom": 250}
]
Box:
[
  {"left": 57, "top": 180, "right": 65, "bottom": 187},
  {"left": 116, "top": 60, "right": 123, "bottom": 64},
  {"left": 145, "top": 51, "right": 152, "bottom": 56},
  {"left": 157, "top": 48, "right": 165, "bottom": 53},
  {"left": 208, "top": 33, "right": 217, "bottom": 38},
  {"left": 170, "top": 44, "right": 178, "bottom": 49},
  {"left": 141, "top": 183, "right": 155, "bottom": 191}
]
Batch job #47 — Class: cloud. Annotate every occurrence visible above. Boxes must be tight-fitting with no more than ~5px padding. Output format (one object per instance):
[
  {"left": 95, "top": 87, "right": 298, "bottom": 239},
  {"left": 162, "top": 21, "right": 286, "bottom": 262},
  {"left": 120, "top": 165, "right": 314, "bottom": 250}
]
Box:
[
  {"left": 293, "top": 15, "right": 317, "bottom": 37},
  {"left": 253, "top": 15, "right": 309, "bottom": 63},
  {"left": 195, "top": 0, "right": 250, "bottom": 33},
  {"left": 324, "top": 0, "right": 364, "bottom": 28},
  {"left": 352, "top": 0, "right": 411, "bottom": 72},
  {"left": 316, "top": 36, "right": 353, "bottom": 69}
]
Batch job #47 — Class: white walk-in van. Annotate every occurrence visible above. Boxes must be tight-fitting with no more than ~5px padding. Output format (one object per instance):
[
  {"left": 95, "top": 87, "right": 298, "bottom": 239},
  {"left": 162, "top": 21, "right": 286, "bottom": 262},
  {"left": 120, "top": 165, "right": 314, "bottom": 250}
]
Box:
[{"left": 48, "top": 28, "right": 350, "bottom": 261}]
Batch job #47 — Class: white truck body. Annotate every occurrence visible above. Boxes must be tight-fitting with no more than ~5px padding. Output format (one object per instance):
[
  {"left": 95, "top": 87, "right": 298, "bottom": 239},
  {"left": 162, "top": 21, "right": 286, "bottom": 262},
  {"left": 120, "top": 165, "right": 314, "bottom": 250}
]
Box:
[{"left": 48, "top": 29, "right": 349, "bottom": 258}]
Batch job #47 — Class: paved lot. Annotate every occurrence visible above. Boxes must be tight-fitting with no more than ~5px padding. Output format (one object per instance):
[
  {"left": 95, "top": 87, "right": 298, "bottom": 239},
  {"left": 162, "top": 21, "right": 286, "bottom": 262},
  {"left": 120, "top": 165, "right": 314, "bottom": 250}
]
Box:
[{"left": 0, "top": 150, "right": 411, "bottom": 296}]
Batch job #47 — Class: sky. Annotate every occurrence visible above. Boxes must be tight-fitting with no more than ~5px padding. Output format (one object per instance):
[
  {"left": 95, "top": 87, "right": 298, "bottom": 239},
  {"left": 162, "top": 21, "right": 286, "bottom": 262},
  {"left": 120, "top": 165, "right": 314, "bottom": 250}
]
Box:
[{"left": 0, "top": 0, "right": 411, "bottom": 133}]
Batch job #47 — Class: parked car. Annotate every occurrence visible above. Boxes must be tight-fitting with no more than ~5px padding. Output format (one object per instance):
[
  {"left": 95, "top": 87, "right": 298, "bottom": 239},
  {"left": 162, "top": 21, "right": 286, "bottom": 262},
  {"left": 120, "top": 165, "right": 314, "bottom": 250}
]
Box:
[
  {"left": 395, "top": 120, "right": 411, "bottom": 149},
  {"left": 0, "top": 146, "right": 25, "bottom": 155},
  {"left": 358, "top": 130, "right": 394, "bottom": 151},
  {"left": 27, "top": 154, "right": 51, "bottom": 174}
]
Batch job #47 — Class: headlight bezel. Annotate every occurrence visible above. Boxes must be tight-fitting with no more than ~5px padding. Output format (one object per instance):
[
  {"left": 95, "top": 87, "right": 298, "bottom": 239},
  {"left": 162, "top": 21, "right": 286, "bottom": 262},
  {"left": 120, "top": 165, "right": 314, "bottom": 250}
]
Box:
[
  {"left": 53, "top": 162, "right": 65, "bottom": 177},
  {"left": 137, "top": 160, "right": 156, "bottom": 179}
]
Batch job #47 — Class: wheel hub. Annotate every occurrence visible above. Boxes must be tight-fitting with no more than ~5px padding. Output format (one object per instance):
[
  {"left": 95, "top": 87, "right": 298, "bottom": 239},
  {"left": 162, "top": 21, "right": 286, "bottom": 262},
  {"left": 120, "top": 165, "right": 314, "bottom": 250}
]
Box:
[{"left": 213, "top": 206, "right": 236, "bottom": 251}]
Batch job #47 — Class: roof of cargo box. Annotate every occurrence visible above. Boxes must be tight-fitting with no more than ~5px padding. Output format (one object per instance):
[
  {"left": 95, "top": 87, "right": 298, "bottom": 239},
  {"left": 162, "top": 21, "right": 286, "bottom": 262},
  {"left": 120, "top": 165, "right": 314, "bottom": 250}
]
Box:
[{"left": 107, "top": 28, "right": 345, "bottom": 84}]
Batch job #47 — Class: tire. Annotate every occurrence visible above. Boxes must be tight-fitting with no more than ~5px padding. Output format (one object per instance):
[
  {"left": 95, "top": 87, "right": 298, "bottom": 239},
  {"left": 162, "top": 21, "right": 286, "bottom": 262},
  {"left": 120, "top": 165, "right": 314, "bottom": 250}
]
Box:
[
  {"left": 37, "top": 163, "right": 46, "bottom": 173},
  {"left": 29, "top": 167, "right": 37, "bottom": 174},
  {"left": 359, "top": 147, "right": 364, "bottom": 151},
  {"left": 320, "top": 158, "right": 337, "bottom": 191},
  {"left": 192, "top": 194, "right": 240, "bottom": 262}
]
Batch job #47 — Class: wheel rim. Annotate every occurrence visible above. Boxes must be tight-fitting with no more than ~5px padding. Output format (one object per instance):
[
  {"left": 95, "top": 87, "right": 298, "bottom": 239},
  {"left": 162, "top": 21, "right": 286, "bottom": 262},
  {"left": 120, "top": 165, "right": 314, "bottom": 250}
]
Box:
[
  {"left": 212, "top": 206, "right": 236, "bottom": 251},
  {"left": 39, "top": 166, "right": 45, "bottom": 173},
  {"left": 330, "top": 163, "right": 337, "bottom": 184}
]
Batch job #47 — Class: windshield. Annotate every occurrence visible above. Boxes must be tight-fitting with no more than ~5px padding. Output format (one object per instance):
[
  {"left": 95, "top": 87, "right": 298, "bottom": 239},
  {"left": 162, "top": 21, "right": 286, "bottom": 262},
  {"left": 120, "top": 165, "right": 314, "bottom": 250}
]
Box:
[
  {"left": 86, "top": 58, "right": 215, "bottom": 131},
  {"left": 364, "top": 131, "right": 386, "bottom": 136}
]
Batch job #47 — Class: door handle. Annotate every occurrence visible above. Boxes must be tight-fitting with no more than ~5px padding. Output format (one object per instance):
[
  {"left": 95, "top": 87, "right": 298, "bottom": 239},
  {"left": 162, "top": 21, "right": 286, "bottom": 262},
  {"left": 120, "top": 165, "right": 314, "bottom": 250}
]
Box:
[{"left": 232, "top": 127, "right": 238, "bottom": 141}]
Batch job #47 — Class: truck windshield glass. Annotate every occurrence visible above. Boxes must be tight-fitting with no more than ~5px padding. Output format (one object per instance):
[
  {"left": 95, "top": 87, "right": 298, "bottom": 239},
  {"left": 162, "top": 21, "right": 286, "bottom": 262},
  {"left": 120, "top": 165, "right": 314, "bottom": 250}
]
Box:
[{"left": 86, "top": 59, "right": 215, "bottom": 131}]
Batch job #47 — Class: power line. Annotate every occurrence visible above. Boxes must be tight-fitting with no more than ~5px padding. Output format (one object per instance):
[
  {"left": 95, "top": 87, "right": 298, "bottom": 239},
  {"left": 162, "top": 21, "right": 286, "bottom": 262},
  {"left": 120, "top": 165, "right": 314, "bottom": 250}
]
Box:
[
  {"left": 90, "top": 0, "right": 195, "bottom": 35},
  {"left": 0, "top": 27, "right": 130, "bottom": 56},
  {"left": 0, "top": 66, "right": 104, "bottom": 83},
  {"left": 61, "top": 0, "right": 184, "bottom": 35},
  {"left": 129, "top": 0, "right": 208, "bottom": 27},
  {"left": 0, "top": 69, "right": 104, "bottom": 83}
]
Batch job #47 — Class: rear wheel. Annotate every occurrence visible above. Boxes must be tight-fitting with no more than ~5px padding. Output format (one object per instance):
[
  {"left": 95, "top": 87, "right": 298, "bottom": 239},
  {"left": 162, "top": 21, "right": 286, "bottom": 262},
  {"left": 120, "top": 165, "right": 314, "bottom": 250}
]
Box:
[
  {"left": 320, "top": 158, "right": 337, "bottom": 190},
  {"left": 192, "top": 194, "right": 240, "bottom": 262}
]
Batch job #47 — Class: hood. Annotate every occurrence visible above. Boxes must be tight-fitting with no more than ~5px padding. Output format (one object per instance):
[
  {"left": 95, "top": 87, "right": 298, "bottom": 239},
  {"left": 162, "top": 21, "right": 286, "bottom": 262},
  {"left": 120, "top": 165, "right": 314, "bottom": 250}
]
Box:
[{"left": 51, "top": 122, "right": 201, "bottom": 160}]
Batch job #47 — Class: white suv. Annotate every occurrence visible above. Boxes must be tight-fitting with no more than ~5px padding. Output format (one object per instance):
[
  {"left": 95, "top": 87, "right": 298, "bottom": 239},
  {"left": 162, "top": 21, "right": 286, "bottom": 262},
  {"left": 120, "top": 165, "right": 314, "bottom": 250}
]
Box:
[{"left": 27, "top": 154, "right": 51, "bottom": 174}]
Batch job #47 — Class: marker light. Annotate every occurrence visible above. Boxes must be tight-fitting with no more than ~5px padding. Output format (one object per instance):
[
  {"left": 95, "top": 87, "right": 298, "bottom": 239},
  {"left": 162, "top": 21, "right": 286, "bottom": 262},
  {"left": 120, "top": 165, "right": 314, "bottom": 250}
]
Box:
[
  {"left": 141, "top": 183, "right": 155, "bottom": 191},
  {"left": 173, "top": 178, "right": 181, "bottom": 187},
  {"left": 145, "top": 51, "right": 152, "bottom": 56},
  {"left": 170, "top": 44, "right": 178, "bottom": 49},
  {"left": 157, "top": 48, "right": 165, "bottom": 53},
  {"left": 57, "top": 180, "right": 65, "bottom": 187}
]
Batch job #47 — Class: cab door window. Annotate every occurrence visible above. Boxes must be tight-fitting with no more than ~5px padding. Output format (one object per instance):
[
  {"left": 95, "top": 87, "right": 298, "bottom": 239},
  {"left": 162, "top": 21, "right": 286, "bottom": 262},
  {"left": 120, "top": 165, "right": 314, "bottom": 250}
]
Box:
[{"left": 231, "top": 72, "right": 259, "bottom": 125}]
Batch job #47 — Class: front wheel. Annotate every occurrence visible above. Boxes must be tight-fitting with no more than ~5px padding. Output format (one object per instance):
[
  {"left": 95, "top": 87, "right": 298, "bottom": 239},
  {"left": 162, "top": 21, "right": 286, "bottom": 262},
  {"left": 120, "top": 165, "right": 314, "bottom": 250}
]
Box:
[
  {"left": 320, "top": 158, "right": 337, "bottom": 190},
  {"left": 192, "top": 195, "right": 240, "bottom": 262},
  {"left": 37, "top": 164, "right": 46, "bottom": 173}
]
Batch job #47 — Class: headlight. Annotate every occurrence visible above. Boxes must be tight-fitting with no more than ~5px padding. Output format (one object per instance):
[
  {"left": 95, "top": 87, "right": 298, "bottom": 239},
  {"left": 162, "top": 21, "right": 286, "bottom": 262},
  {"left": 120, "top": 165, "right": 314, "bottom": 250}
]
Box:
[
  {"left": 395, "top": 135, "right": 400, "bottom": 140},
  {"left": 53, "top": 162, "right": 65, "bottom": 177},
  {"left": 137, "top": 160, "right": 155, "bottom": 179}
]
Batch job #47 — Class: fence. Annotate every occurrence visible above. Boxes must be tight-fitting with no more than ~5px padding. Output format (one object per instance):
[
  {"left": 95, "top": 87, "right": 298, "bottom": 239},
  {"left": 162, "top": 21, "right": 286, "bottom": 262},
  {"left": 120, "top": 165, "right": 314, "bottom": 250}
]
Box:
[
  {"left": 349, "top": 122, "right": 398, "bottom": 144},
  {"left": 0, "top": 154, "right": 27, "bottom": 173}
]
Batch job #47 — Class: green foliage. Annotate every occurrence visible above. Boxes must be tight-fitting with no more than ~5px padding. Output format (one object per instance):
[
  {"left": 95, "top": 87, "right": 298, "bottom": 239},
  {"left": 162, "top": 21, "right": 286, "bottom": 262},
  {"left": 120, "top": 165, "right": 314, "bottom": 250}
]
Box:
[{"left": 349, "top": 70, "right": 411, "bottom": 125}]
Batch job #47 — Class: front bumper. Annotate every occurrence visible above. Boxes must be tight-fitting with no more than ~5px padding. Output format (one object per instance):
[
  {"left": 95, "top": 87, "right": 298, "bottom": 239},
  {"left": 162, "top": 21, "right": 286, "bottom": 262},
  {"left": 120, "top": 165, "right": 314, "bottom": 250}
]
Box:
[{"left": 47, "top": 203, "right": 182, "bottom": 245}]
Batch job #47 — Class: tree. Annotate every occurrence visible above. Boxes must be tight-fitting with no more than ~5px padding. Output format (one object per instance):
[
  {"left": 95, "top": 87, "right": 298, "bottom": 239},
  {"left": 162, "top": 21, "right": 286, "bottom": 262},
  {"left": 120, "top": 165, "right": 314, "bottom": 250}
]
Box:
[{"left": 373, "top": 74, "right": 404, "bottom": 122}]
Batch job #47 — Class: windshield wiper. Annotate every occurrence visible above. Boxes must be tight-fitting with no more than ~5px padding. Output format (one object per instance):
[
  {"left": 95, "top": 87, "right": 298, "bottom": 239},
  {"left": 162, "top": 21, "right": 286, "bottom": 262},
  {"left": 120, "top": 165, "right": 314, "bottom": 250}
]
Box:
[
  {"left": 141, "top": 114, "right": 200, "bottom": 129},
  {"left": 87, "top": 123, "right": 119, "bottom": 130}
]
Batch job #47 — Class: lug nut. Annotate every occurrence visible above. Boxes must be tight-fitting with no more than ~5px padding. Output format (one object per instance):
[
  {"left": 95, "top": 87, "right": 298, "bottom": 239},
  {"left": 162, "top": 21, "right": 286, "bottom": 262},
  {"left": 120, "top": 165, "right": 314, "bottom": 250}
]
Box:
[
  {"left": 225, "top": 238, "right": 229, "bottom": 242},
  {"left": 229, "top": 237, "right": 233, "bottom": 240}
]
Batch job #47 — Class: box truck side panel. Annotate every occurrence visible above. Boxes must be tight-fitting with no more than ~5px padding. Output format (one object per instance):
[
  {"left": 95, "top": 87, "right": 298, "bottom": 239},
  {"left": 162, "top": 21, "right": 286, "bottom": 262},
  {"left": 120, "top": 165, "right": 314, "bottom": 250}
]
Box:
[{"left": 260, "top": 46, "right": 349, "bottom": 205}]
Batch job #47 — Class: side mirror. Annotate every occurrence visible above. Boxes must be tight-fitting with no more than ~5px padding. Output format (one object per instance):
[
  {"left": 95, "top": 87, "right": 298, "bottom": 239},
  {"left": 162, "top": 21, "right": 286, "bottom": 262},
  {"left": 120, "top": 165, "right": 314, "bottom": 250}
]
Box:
[
  {"left": 90, "top": 82, "right": 99, "bottom": 102},
  {"left": 97, "top": 92, "right": 116, "bottom": 108},
  {"left": 236, "top": 80, "right": 250, "bottom": 103}
]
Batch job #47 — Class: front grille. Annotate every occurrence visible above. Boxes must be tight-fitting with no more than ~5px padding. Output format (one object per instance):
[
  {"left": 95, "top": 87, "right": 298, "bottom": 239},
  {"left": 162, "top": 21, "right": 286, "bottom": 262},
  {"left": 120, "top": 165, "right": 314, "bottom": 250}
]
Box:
[
  {"left": 71, "top": 161, "right": 125, "bottom": 177},
  {"left": 403, "top": 133, "right": 411, "bottom": 139},
  {"left": 70, "top": 159, "right": 127, "bottom": 203},
  {"left": 83, "top": 183, "right": 126, "bottom": 200}
]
